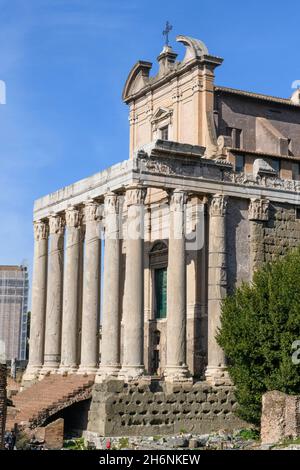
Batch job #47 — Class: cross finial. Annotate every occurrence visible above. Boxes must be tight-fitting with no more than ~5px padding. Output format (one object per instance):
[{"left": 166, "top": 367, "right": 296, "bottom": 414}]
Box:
[{"left": 162, "top": 21, "right": 172, "bottom": 46}]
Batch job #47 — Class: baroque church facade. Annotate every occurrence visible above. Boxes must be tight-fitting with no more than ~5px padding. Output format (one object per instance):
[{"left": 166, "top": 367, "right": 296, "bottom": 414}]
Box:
[{"left": 23, "top": 35, "right": 300, "bottom": 401}]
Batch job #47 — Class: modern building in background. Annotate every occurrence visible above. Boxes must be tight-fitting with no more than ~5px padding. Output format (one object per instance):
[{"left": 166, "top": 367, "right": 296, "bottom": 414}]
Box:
[{"left": 0, "top": 265, "right": 29, "bottom": 361}]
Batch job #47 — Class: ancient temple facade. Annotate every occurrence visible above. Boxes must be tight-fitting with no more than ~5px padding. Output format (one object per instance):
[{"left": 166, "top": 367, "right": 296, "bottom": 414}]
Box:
[{"left": 23, "top": 35, "right": 300, "bottom": 393}]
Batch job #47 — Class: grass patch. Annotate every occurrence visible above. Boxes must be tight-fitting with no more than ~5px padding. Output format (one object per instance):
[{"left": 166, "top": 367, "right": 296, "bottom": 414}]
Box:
[{"left": 235, "top": 428, "right": 260, "bottom": 441}]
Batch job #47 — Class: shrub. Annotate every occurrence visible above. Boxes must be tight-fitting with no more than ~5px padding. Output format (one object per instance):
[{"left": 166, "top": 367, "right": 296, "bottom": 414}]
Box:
[{"left": 217, "top": 247, "right": 300, "bottom": 424}]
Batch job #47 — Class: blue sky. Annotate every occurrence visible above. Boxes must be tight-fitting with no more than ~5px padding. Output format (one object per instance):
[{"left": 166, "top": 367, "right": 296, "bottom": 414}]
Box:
[{"left": 0, "top": 0, "right": 299, "bottom": 288}]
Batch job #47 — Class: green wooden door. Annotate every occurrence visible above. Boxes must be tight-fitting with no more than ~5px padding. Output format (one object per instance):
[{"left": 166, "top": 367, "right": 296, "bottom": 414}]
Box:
[{"left": 155, "top": 268, "right": 167, "bottom": 319}]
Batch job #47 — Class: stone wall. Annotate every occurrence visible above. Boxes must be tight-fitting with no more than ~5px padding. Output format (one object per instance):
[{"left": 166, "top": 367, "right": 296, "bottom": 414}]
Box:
[
  {"left": 0, "top": 364, "right": 7, "bottom": 449},
  {"left": 87, "top": 380, "right": 247, "bottom": 437},
  {"left": 261, "top": 391, "right": 300, "bottom": 444}
]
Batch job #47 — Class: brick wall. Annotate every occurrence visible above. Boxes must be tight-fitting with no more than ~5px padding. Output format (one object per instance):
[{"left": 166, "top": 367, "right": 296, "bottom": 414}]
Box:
[{"left": 0, "top": 363, "right": 7, "bottom": 449}]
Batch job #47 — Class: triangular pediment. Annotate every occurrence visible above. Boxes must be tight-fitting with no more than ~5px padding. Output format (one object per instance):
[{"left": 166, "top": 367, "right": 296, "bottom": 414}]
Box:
[{"left": 151, "top": 107, "right": 173, "bottom": 123}]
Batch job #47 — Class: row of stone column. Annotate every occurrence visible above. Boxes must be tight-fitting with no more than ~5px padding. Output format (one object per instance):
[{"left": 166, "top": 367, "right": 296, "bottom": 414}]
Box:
[{"left": 26, "top": 188, "right": 256, "bottom": 384}]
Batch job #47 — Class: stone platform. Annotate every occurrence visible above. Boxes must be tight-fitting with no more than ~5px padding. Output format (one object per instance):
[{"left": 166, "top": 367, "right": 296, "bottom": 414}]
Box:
[{"left": 87, "top": 379, "right": 247, "bottom": 437}]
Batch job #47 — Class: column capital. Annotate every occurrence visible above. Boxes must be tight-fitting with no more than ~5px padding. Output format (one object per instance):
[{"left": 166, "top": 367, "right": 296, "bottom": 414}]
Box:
[
  {"left": 48, "top": 214, "right": 65, "bottom": 235},
  {"left": 248, "top": 198, "right": 269, "bottom": 221},
  {"left": 125, "top": 186, "right": 147, "bottom": 206},
  {"left": 210, "top": 194, "right": 228, "bottom": 217},
  {"left": 65, "top": 206, "right": 81, "bottom": 228},
  {"left": 169, "top": 189, "right": 187, "bottom": 211},
  {"left": 84, "top": 200, "right": 100, "bottom": 223},
  {"left": 104, "top": 192, "right": 119, "bottom": 215},
  {"left": 33, "top": 220, "right": 49, "bottom": 241}
]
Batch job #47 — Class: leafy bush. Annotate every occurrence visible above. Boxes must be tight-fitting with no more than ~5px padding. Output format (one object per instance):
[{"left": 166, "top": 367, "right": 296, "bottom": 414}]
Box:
[{"left": 217, "top": 247, "right": 300, "bottom": 424}]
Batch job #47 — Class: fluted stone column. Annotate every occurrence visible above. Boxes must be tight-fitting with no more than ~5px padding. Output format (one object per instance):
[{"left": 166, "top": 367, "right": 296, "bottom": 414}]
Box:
[
  {"left": 205, "top": 194, "right": 230, "bottom": 385},
  {"left": 42, "top": 214, "right": 65, "bottom": 373},
  {"left": 120, "top": 186, "right": 147, "bottom": 380},
  {"left": 164, "top": 189, "right": 190, "bottom": 382},
  {"left": 96, "top": 193, "right": 121, "bottom": 381},
  {"left": 78, "top": 201, "right": 101, "bottom": 374},
  {"left": 23, "top": 221, "right": 48, "bottom": 382},
  {"left": 60, "top": 207, "right": 82, "bottom": 373}
]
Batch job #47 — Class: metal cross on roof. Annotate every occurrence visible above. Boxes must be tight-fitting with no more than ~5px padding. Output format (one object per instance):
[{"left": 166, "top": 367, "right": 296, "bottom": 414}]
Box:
[{"left": 162, "top": 21, "right": 172, "bottom": 46}]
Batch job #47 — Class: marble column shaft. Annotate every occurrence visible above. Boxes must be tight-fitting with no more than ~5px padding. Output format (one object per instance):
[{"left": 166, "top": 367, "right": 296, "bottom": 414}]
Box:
[
  {"left": 165, "top": 189, "right": 189, "bottom": 380},
  {"left": 97, "top": 193, "right": 120, "bottom": 379},
  {"left": 24, "top": 221, "right": 48, "bottom": 380},
  {"left": 60, "top": 207, "right": 82, "bottom": 372},
  {"left": 205, "top": 194, "right": 229, "bottom": 384},
  {"left": 43, "top": 215, "right": 64, "bottom": 371},
  {"left": 120, "top": 186, "right": 147, "bottom": 379},
  {"left": 79, "top": 201, "right": 101, "bottom": 373}
]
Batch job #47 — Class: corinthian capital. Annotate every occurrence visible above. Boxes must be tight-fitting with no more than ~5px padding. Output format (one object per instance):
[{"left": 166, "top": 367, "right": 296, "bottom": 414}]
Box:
[
  {"left": 104, "top": 192, "right": 119, "bottom": 215},
  {"left": 65, "top": 206, "right": 81, "bottom": 228},
  {"left": 48, "top": 214, "right": 65, "bottom": 235},
  {"left": 169, "top": 189, "right": 187, "bottom": 211},
  {"left": 125, "top": 186, "right": 147, "bottom": 206},
  {"left": 210, "top": 194, "right": 228, "bottom": 217},
  {"left": 33, "top": 220, "right": 49, "bottom": 241},
  {"left": 84, "top": 200, "right": 99, "bottom": 222},
  {"left": 248, "top": 198, "right": 269, "bottom": 221}
]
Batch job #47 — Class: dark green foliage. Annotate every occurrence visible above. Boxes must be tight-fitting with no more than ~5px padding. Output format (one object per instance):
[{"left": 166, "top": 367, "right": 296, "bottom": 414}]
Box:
[{"left": 217, "top": 247, "right": 300, "bottom": 424}]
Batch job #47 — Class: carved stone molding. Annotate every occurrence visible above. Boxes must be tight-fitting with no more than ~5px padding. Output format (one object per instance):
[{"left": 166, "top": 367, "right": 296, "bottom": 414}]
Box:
[
  {"left": 84, "top": 201, "right": 99, "bottom": 222},
  {"left": 48, "top": 214, "right": 65, "bottom": 235},
  {"left": 125, "top": 186, "right": 147, "bottom": 206},
  {"left": 169, "top": 189, "right": 187, "bottom": 211},
  {"left": 34, "top": 220, "right": 49, "bottom": 241},
  {"left": 210, "top": 194, "right": 228, "bottom": 217},
  {"left": 65, "top": 206, "right": 81, "bottom": 228},
  {"left": 104, "top": 192, "right": 119, "bottom": 215},
  {"left": 248, "top": 198, "right": 269, "bottom": 221}
]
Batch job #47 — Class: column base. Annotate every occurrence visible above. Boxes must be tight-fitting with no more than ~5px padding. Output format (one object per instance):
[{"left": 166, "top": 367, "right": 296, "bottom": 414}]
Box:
[
  {"left": 164, "top": 364, "right": 192, "bottom": 383},
  {"left": 95, "top": 364, "right": 121, "bottom": 383},
  {"left": 77, "top": 365, "right": 98, "bottom": 375},
  {"left": 39, "top": 364, "right": 60, "bottom": 377},
  {"left": 118, "top": 365, "right": 145, "bottom": 382},
  {"left": 58, "top": 365, "right": 78, "bottom": 375},
  {"left": 22, "top": 365, "right": 42, "bottom": 384},
  {"left": 205, "top": 366, "right": 231, "bottom": 386}
]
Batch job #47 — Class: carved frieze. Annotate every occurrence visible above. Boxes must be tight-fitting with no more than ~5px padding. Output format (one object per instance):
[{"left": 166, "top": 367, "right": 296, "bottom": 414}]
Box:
[{"left": 248, "top": 198, "right": 269, "bottom": 221}]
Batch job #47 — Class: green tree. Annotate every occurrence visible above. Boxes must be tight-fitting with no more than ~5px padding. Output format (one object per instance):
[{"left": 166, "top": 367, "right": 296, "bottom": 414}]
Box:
[{"left": 217, "top": 247, "right": 300, "bottom": 424}]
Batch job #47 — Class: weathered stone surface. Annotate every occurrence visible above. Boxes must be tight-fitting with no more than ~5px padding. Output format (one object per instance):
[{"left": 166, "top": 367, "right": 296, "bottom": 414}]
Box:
[
  {"left": 0, "top": 364, "right": 7, "bottom": 449},
  {"left": 87, "top": 381, "right": 247, "bottom": 436},
  {"left": 261, "top": 391, "right": 300, "bottom": 444}
]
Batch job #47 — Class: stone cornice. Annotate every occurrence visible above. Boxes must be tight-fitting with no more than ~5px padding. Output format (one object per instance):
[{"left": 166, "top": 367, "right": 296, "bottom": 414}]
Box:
[{"left": 215, "top": 85, "right": 300, "bottom": 108}]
